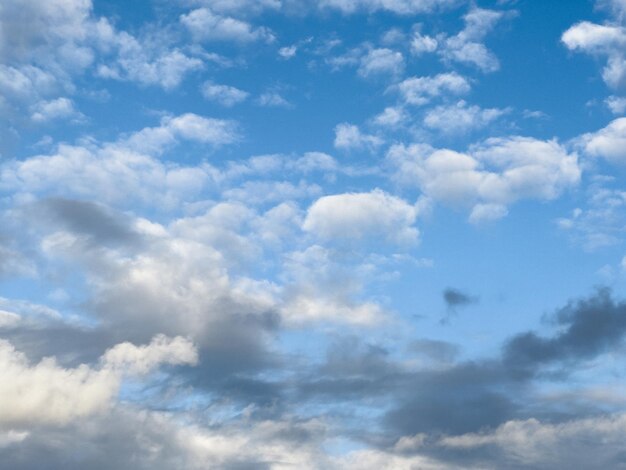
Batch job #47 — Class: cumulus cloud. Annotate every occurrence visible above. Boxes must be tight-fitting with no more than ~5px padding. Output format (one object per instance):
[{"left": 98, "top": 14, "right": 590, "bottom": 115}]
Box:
[
  {"left": 407, "top": 8, "right": 506, "bottom": 72},
  {"left": 440, "top": 8, "right": 505, "bottom": 72},
  {"left": 556, "top": 180, "right": 626, "bottom": 250},
  {"left": 319, "top": 0, "right": 462, "bottom": 15},
  {"left": 334, "top": 123, "right": 383, "bottom": 151},
  {"left": 102, "top": 334, "right": 198, "bottom": 374},
  {"left": 388, "top": 136, "right": 581, "bottom": 221},
  {"left": 256, "top": 91, "right": 292, "bottom": 107},
  {"left": 563, "top": 20, "right": 626, "bottom": 90},
  {"left": 438, "top": 413, "right": 626, "bottom": 469},
  {"left": 0, "top": 0, "right": 205, "bottom": 115},
  {"left": 606, "top": 95, "right": 626, "bottom": 114},
  {"left": 0, "top": 114, "right": 237, "bottom": 206},
  {"left": 0, "top": 335, "right": 196, "bottom": 427},
  {"left": 423, "top": 100, "right": 509, "bottom": 134},
  {"left": 580, "top": 117, "right": 626, "bottom": 163},
  {"left": 303, "top": 189, "right": 421, "bottom": 245},
  {"left": 30, "top": 97, "right": 82, "bottom": 123},
  {"left": 181, "top": 8, "right": 274, "bottom": 43},
  {"left": 396, "top": 72, "right": 471, "bottom": 106},
  {"left": 372, "top": 106, "right": 408, "bottom": 128},
  {"left": 411, "top": 31, "right": 439, "bottom": 55},
  {"left": 357, "top": 48, "right": 405, "bottom": 78},
  {"left": 95, "top": 40, "right": 204, "bottom": 90}
]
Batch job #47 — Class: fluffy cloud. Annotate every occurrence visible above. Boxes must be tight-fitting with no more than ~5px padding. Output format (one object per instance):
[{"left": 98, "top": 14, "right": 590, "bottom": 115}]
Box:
[
  {"left": 372, "top": 106, "right": 408, "bottom": 128},
  {"left": 411, "top": 31, "right": 439, "bottom": 55},
  {"left": 181, "top": 8, "right": 274, "bottom": 43},
  {"left": 0, "top": 0, "right": 95, "bottom": 71},
  {"left": 580, "top": 117, "right": 626, "bottom": 163},
  {"left": 556, "top": 179, "right": 626, "bottom": 250},
  {"left": 438, "top": 414, "right": 626, "bottom": 469},
  {"left": 357, "top": 48, "right": 405, "bottom": 78},
  {"left": 423, "top": 100, "right": 509, "bottom": 134},
  {"left": 440, "top": 8, "right": 504, "bottom": 72},
  {"left": 201, "top": 81, "right": 249, "bottom": 106},
  {"left": 334, "top": 123, "right": 383, "bottom": 151},
  {"left": 102, "top": 334, "right": 198, "bottom": 374},
  {"left": 0, "top": 0, "right": 207, "bottom": 133},
  {"left": 563, "top": 21, "right": 626, "bottom": 90},
  {"left": 303, "top": 189, "right": 421, "bottom": 245},
  {"left": 30, "top": 97, "right": 82, "bottom": 123},
  {"left": 396, "top": 72, "right": 471, "bottom": 106},
  {"left": 388, "top": 136, "right": 580, "bottom": 220},
  {"left": 0, "top": 335, "right": 196, "bottom": 427},
  {"left": 256, "top": 91, "right": 292, "bottom": 107},
  {"left": 606, "top": 95, "right": 626, "bottom": 114},
  {"left": 408, "top": 8, "right": 505, "bottom": 72},
  {"left": 319, "top": 0, "right": 462, "bottom": 15},
  {"left": 0, "top": 114, "right": 237, "bottom": 206}
]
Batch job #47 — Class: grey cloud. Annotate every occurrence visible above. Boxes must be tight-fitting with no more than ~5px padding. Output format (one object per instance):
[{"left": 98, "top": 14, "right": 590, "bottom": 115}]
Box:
[
  {"left": 503, "top": 288, "right": 626, "bottom": 372},
  {"left": 410, "top": 338, "right": 460, "bottom": 363},
  {"left": 443, "top": 287, "right": 477, "bottom": 308},
  {"left": 385, "top": 361, "right": 519, "bottom": 437},
  {"left": 34, "top": 198, "right": 142, "bottom": 247},
  {"left": 387, "top": 289, "right": 626, "bottom": 443}
]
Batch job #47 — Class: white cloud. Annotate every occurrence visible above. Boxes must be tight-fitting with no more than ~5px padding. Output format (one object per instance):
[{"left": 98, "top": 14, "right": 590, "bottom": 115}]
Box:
[
  {"left": 440, "top": 8, "right": 504, "bottom": 72},
  {"left": 30, "top": 97, "right": 81, "bottom": 123},
  {"left": 396, "top": 72, "right": 471, "bottom": 106},
  {"left": 102, "top": 334, "right": 198, "bottom": 375},
  {"left": 0, "top": 114, "right": 237, "bottom": 207},
  {"left": 423, "top": 100, "right": 508, "bottom": 134},
  {"left": 334, "top": 123, "right": 383, "bottom": 151},
  {"left": 303, "top": 189, "right": 421, "bottom": 245},
  {"left": 319, "top": 0, "right": 461, "bottom": 15},
  {"left": 281, "top": 294, "right": 385, "bottom": 326},
  {"left": 185, "top": 0, "right": 282, "bottom": 15},
  {"left": 357, "top": 48, "right": 405, "bottom": 78},
  {"left": 388, "top": 136, "right": 580, "bottom": 221},
  {"left": 94, "top": 22, "right": 204, "bottom": 90},
  {"left": 562, "top": 21, "right": 626, "bottom": 90},
  {"left": 256, "top": 91, "right": 292, "bottom": 107},
  {"left": 556, "top": 180, "right": 626, "bottom": 250},
  {"left": 279, "top": 244, "right": 388, "bottom": 326},
  {"left": 581, "top": 117, "right": 626, "bottom": 163},
  {"left": 373, "top": 106, "right": 408, "bottom": 128},
  {"left": 201, "top": 82, "right": 249, "bottom": 106},
  {"left": 411, "top": 32, "right": 438, "bottom": 55},
  {"left": 562, "top": 21, "right": 626, "bottom": 53},
  {"left": 119, "top": 113, "right": 239, "bottom": 154},
  {"left": 223, "top": 180, "right": 322, "bottom": 205},
  {"left": 279, "top": 45, "right": 298, "bottom": 59},
  {"left": 0, "top": 335, "right": 197, "bottom": 427},
  {"left": 469, "top": 203, "right": 509, "bottom": 224},
  {"left": 606, "top": 95, "right": 626, "bottom": 113},
  {"left": 181, "top": 8, "right": 274, "bottom": 43},
  {"left": 438, "top": 413, "right": 626, "bottom": 469},
  {"left": 0, "top": 0, "right": 95, "bottom": 71}
]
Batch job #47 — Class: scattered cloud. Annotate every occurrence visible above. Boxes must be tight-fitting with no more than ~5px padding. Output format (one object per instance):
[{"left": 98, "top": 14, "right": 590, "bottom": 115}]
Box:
[
  {"left": 388, "top": 136, "right": 580, "bottom": 221},
  {"left": 201, "top": 81, "right": 249, "bottom": 106}
]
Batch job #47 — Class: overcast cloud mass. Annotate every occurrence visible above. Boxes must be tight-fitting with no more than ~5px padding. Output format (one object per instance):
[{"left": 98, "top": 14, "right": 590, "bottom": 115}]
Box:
[{"left": 2, "top": 0, "right": 626, "bottom": 468}]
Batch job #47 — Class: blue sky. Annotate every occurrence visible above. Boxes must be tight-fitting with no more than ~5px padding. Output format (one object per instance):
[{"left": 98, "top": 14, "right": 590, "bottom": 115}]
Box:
[{"left": 3, "top": 0, "right": 626, "bottom": 468}]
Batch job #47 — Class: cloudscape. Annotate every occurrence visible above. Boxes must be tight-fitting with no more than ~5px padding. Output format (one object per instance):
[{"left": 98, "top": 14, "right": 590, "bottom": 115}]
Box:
[{"left": 3, "top": 0, "right": 626, "bottom": 468}]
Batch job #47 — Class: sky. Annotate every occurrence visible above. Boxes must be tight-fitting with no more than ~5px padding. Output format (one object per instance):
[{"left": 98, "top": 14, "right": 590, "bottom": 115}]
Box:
[{"left": 3, "top": 0, "right": 626, "bottom": 468}]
